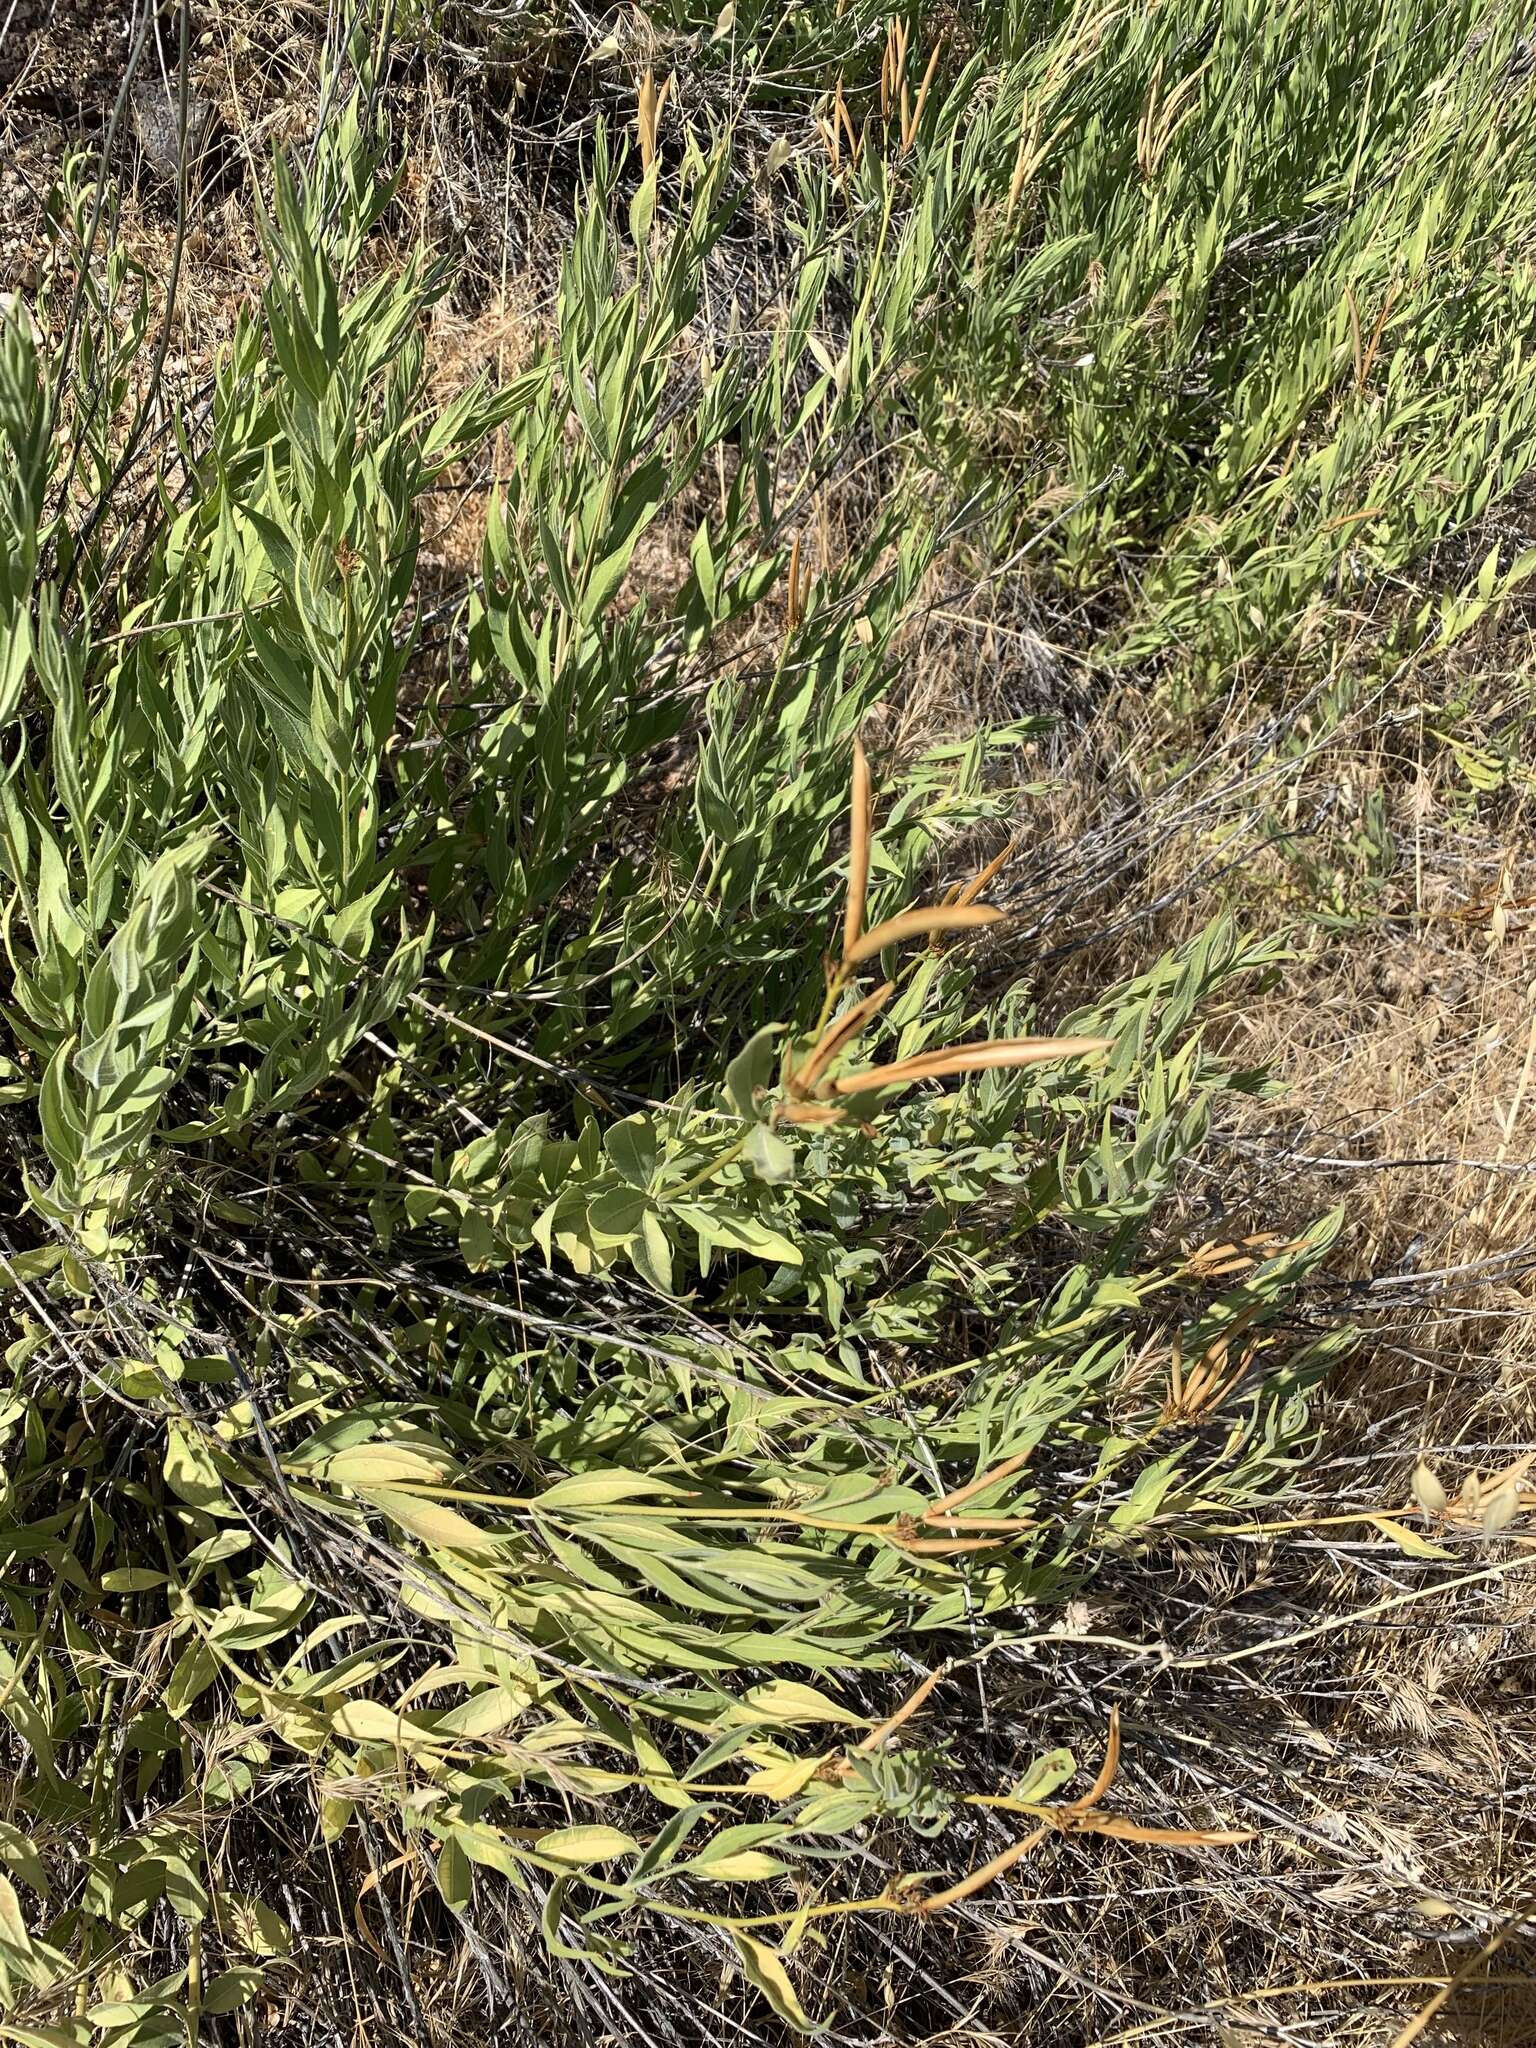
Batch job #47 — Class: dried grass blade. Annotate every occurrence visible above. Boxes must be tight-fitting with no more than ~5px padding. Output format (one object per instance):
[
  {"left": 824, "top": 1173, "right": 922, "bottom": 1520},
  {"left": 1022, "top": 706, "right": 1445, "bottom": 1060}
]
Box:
[
  {"left": 904, "top": 33, "right": 945, "bottom": 153},
  {"left": 1065, "top": 1705, "right": 1120, "bottom": 1812},
  {"left": 842, "top": 737, "right": 873, "bottom": 960},
  {"left": 845, "top": 902, "right": 1002, "bottom": 964},
  {"left": 924, "top": 1448, "right": 1033, "bottom": 1522},
  {"left": 785, "top": 531, "right": 804, "bottom": 632},
  {"left": 1072, "top": 1817, "right": 1253, "bottom": 1845},
  {"left": 908, "top": 1826, "right": 1051, "bottom": 1913},
  {"left": 793, "top": 980, "right": 896, "bottom": 1094},
  {"left": 885, "top": 1531, "right": 1012, "bottom": 1555},
  {"left": 952, "top": 838, "right": 1018, "bottom": 910},
  {"left": 854, "top": 1665, "right": 947, "bottom": 1754},
  {"left": 827, "top": 1034, "right": 1114, "bottom": 1095},
  {"left": 638, "top": 69, "right": 659, "bottom": 172}
]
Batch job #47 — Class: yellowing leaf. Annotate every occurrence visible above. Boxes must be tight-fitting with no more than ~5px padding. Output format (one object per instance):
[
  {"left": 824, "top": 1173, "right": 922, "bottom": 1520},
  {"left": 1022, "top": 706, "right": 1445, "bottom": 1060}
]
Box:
[
  {"left": 1367, "top": 1515, "right": 1452, "bottom": 1561},
  {"left": 693, "top": 1849, "right": 789, "bottom": 1881},
  {"left": 320, "top": 1795, "right": 352, "bottom": 1842},
  {"left": 326, "top": 1442, "right": 456, "bottom": 1485},
  {"left": 545, "top": 1762, "right": 633, "bottom": 1795},
  {"left": 432, "top": 1684, "right": 533, "bottom": 1739},
  {"left": 363, "top": 1488, "right": 501, "bottom": 1554},
  {"left": 0, "top": 1823, "right": 48, "bottom": 1899},
  {"left": 1008, "top": 1746, "right": 1077, "bottom": 1804},
  {"left": 731, "top": 1930, "right": 813, "bottom": 2031},
  {"left": 744, "top": 1122, "right": 795, "bottom": 1184},
  {"left": 435, "top": 1833, "right": 472, "bottom": 1911},
  {"left": 165, "top": 1639, "right": 220, "bottom": 1719},
  {"left": 100, "top": 1568, "right": 168, "bottom": 1593},
  {"left": 533, "top": 1825, "right": 638, "bottom": 1867},
  {"left": 1480, "top": 1482, "right": 1520, "bottom": 1537},
  {"left": 537, "top": 1470, "right": 677, "bottom": 1509},
  {"left": 742, "top": 1755, "right": 824, "bottom": 1799},
  {"left": 782, "top": 1894, "right": 815, "bottom": 1955},
  {"left": 227, "top": 1893, "right": 292, "bottom": 1956},
  {"left": 164, "top": 1423, "right": 225, "bottom": 1511},
  {"left": 0, "top": 1872, "right": 32, "bottom": 1954},
  {"left": 203, "top": 1967, "right": 264, "bottom": 2014},
  {"left": 330, "top": 1699, "right": 413, "bottom": 1744},
  {"left": 736, "top": 1680, "right": 865, "bottom": 1727}
]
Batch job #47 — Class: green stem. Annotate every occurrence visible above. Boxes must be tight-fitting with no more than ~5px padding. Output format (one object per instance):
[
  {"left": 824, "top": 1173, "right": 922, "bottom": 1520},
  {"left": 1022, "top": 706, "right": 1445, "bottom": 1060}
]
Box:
[
  {"left": 179, "top": 1725, "right": 203, "bottom": 2024},
  {"left": 77, "top": 1675, "right": 121, "bottom": 2017},
  {"left": 662, "top": 1131, "right": 751, "bottom": 1200}
]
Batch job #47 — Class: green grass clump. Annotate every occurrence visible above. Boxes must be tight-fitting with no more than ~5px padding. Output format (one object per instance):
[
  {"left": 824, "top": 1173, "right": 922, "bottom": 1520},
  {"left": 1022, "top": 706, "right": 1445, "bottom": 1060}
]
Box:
[{"left": 919, "top": 0, "right": 1536, "bottom": 689}]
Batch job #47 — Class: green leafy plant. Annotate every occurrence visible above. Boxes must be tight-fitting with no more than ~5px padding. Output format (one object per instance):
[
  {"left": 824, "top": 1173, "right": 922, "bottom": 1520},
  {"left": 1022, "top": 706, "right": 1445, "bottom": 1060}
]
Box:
[{"left": 0, "top": 27, "right": 1361, "bottom": 2043}]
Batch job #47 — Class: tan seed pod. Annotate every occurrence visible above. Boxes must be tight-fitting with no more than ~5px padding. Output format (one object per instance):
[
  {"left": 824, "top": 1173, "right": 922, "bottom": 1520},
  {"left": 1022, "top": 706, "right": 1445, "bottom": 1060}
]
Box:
[
  {"left": 1410, "top": 1461, "right": 1447, "bottom": 1516},
  {"left": 1480, "top": 1482, "right": 1520, "bottom": 1538}
]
